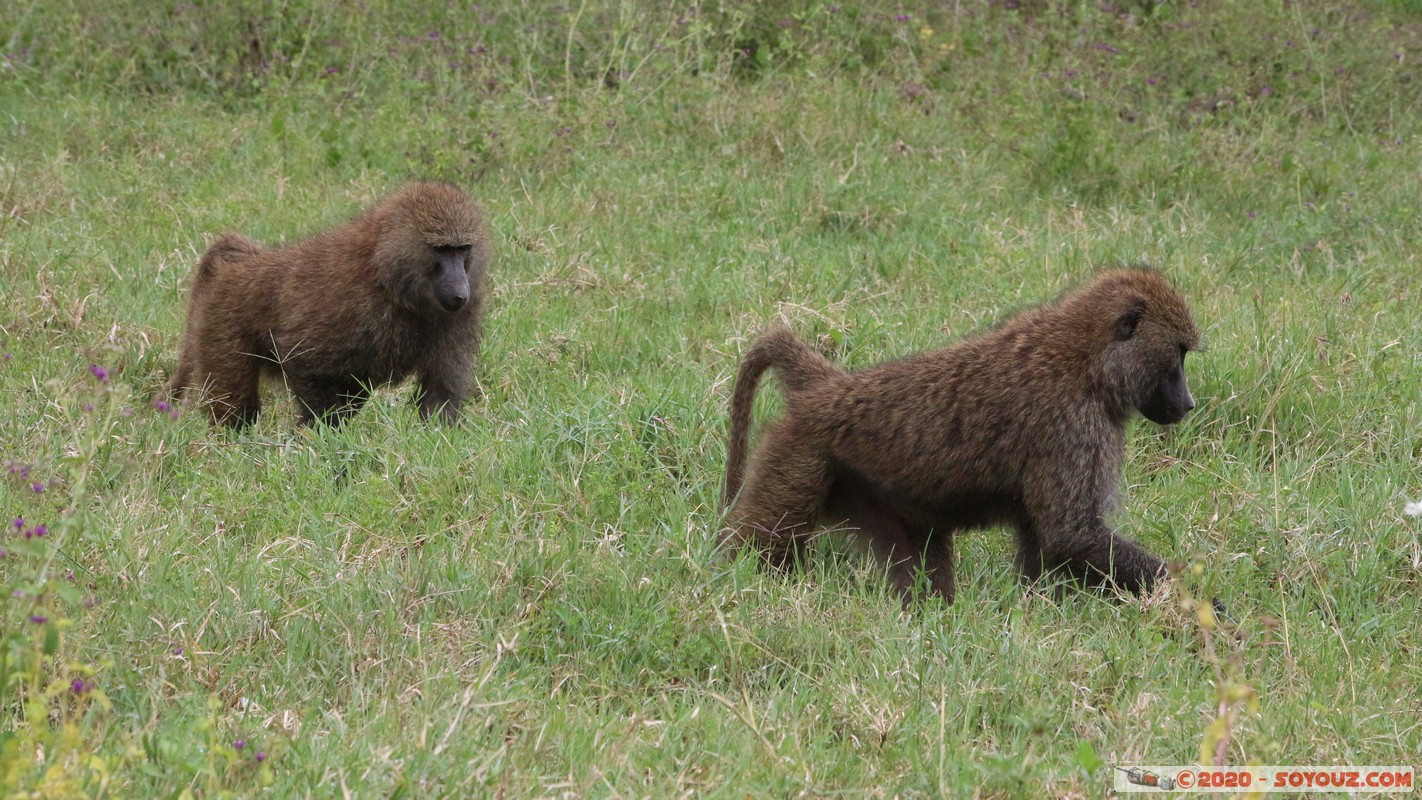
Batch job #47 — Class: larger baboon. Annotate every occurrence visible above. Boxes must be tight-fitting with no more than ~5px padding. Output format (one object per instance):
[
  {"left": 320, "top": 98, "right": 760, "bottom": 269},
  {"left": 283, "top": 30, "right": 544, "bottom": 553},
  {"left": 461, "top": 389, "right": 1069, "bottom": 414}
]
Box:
[
  {"left": 167, "top": 182, "right": 490, "bottom": 427},
  {"left": 722, "top": 269, "right": 1200, "bottom": 603}
]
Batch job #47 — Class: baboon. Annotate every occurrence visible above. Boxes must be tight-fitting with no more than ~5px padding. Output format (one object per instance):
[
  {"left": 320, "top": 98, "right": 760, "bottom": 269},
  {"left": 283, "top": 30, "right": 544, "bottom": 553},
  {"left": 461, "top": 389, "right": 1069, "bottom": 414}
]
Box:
[
  {"left": 722, "top": 268, "right": 1200, "bottom": 604},
  {"left": 167, "top": 182, "right": 490, "bottom": 427}
]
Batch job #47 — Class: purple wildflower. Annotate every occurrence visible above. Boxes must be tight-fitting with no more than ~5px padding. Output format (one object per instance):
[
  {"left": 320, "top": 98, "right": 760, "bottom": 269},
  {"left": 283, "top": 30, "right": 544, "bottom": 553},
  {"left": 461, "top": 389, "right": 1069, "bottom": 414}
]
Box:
[
  {"left": 256, "top": 752, "right": 268, "bottom": 763},
  {"left": 12, "top": 517, "right": 21, "bottom": 530},
  {"left": 71, "top": 678, "right": 92, "bottom": 694},
  {"left": 89, "top": 364, "right": 108, "bottom": 383},
  {"left": 234, "top": 739, "right": 247, "bottom": 750},
  {"left": 29, "top": 615, "right": 47, "bottom": 624},
  {"left": 154, "top": 400, "right": 172, "bottom": 413},
  {"left": 31, "top": 483, "right": 44, "bottom": 493},
  {"left": 894, "top": 14, "right": 910, "bottom": 22}
]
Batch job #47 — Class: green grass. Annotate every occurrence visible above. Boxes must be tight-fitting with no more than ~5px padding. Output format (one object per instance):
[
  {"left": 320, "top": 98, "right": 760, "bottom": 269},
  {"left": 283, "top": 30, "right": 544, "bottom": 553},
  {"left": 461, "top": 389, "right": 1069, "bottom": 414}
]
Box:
[{"left": 2, "top": 1, "right": 1420, "bottom": 796}]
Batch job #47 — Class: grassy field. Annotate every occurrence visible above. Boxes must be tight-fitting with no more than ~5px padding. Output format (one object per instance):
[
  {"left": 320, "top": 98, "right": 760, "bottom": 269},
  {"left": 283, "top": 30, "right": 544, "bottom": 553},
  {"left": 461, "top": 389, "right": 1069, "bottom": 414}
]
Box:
[{"left": 2, "top": 1, "right": 1421, "bottom": 797}]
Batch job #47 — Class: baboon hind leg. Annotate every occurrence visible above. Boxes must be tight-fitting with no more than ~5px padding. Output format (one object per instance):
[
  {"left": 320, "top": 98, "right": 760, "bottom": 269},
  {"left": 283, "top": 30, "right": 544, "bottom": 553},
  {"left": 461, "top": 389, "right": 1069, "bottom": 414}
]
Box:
[
  {"left": 166, "top": 346, "right": 195, "bottom": 402},
  {"left": 835, "top": 486, "right": 956, "bottom": 604},
  {"left": 202, "top": 356, "right": 262, "bottom": 428},
  {"left": 723, "top": 420, "right": 833, "bottom": 572}
]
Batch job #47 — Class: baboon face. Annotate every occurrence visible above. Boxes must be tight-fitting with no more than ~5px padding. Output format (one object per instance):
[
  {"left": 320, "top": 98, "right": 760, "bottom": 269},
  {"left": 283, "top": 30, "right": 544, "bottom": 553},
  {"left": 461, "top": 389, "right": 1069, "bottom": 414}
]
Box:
[
  {"left": 1139, "top": 347, "right": 1194, "bottom": 425},
  {"left": 1114, "top": 302, "right": 1197, "bottom": 426},
  {"left": 429, "top": 245, "right": 473, "bottom": 312}
]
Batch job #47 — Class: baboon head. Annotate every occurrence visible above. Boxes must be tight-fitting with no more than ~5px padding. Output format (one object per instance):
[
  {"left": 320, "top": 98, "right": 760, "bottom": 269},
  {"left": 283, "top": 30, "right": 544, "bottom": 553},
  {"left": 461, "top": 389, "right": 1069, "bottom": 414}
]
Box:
[
  {"left": 373, "top": 182, "right": 489, "bottom": 315},
  {"left": 1093, "top": 271, "right": 1200, "bottom": 425}
]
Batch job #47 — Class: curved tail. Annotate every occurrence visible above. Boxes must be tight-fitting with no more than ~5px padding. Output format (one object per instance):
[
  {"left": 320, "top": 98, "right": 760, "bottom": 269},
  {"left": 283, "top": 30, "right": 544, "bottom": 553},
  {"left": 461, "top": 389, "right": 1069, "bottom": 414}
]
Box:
[
  {"left": 194, "top": 233, "right": 263, "bottom": 285},
  {"left": 723, "top": 324, "right": 841, "bottom": 506}
]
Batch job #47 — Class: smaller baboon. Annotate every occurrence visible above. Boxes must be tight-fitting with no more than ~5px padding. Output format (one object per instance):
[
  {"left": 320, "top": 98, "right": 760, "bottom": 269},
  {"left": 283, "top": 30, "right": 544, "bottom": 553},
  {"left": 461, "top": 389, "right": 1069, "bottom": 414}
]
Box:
[
  {"left": 167, "top": 181, "right": 490, "bottom": 427},
  {"left": 722, "top": 269, "right": 1200, "bottom": 604}
]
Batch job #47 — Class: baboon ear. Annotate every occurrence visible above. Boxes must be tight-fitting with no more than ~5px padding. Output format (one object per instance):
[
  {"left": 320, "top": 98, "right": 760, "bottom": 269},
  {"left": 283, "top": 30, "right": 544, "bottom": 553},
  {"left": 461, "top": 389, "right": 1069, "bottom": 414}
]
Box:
[{"left": 1115, "top": 304, "right": 1146, "bottom": 340}]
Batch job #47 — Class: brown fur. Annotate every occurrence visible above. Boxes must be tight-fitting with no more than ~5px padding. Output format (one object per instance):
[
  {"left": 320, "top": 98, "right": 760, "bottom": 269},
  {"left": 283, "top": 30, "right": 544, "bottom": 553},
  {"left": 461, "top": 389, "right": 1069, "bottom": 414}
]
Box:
[
  {"left": 167, "top": 181, "right": 491, "bottom": 427},
  {"left": 722, "top": 269, "right": 1200, "bottom": 603}
]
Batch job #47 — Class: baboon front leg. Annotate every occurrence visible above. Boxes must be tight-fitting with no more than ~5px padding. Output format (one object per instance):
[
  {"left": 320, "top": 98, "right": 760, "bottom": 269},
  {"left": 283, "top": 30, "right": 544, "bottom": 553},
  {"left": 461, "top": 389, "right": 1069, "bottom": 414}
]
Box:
[
  {"left": 415, "top": 374, "right": 468, "bottom": 423},
  {"left": 289, "top": 376, "right": 369, "bottom": 426},
  {"left": 1021, "top": 467, "right": 1166, "bottom": 595},
  {"left": 1057, "top": 527, "right": 1164, "bottom": 594},
  {"left": 416, "top": 347, "right": 475, "bottom": 423},
  {"left": 1019, "top": 515, "right": 1164, "bottom": 595},
  {"left": 723, "top": 420, "right": 832, "bottom": 572},
  {"left": 922, "top": 528, "right": 955, "bottom": 602},
  {"left": 1014, "top": 519, "right": 1047, "bottom": 584}
]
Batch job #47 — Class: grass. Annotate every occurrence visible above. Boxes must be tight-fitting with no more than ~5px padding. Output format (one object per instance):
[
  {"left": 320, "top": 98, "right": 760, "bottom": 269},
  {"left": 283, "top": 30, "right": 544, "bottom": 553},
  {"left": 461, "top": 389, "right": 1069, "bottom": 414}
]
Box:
[{"left": 2, "top": 0, "right": 1420, "bottom": 796}]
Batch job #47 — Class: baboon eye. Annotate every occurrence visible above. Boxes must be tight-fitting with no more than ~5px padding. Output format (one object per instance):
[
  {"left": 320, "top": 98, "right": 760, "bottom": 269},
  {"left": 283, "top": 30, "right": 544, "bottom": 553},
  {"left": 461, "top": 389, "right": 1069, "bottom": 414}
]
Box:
[
  {"left": 1115, "top": 306, "right": 1146, "bottom": 340},
  {"left": 430, "top": 245, "right": 470, "bottom": 272}
]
